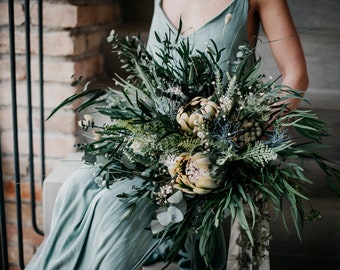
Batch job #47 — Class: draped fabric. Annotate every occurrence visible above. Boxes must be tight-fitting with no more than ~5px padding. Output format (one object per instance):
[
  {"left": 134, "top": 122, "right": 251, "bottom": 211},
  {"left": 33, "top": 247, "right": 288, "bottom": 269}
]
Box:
[{"left": 26, "top": 1, "right": 260, "bottom": 269}]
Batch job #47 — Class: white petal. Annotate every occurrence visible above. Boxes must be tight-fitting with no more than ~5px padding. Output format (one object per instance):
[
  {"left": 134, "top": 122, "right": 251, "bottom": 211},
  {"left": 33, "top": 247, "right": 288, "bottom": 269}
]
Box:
[
  {"left": 173, "top": 184, "right": 196, "bottom": 194},
  {"left": 168, "top": 206, "right": 184, "bottom": 223},
  {"left": 167, "top": 190, "right": 183, "bottom": 204},
  {"left": 177, "top": 118, "right": 192, "bottom": 133},
  {"left": 197, "top": 177, "right": 218, "bottom": 189},
  {"left": 150, "top": 220, "right": 165, "bottom": 234},
  {"left": 157, "top": 211, "right": 172, "bottom": 226},
  {"left": 193, "top": 187, "right": 212, "bottom": 194}
]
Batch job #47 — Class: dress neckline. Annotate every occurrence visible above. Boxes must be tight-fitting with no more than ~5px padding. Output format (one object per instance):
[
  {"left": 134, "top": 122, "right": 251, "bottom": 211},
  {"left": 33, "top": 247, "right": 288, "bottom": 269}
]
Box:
[{"left": 158, "top": 0, "right": 236, "bottom": 38}]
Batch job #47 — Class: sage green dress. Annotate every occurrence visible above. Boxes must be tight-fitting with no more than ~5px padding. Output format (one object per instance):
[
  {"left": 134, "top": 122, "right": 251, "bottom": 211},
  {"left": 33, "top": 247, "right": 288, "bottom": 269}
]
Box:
[{"left": 26, "top": 0, "right": 252, "bottom": 269}]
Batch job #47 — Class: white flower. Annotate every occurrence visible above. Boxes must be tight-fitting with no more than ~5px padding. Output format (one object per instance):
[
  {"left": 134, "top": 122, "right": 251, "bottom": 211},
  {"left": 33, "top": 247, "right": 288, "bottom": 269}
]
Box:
[
  {"left": 106, "top": 29, "right": 116, "bottom": 42},
  {"left": 167, "top": 190, "right": 183, "bottom": 204},
  {"left": 219, "top": 95, "right": 233, "bottom": 114},
  {"left": 150, "top": 205, "right": 184, "bottom": 234}
]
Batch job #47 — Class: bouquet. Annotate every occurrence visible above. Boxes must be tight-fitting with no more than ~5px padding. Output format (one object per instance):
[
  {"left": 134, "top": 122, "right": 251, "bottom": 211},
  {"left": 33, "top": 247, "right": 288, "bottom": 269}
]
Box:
[{"left": 49, "top": 29, "right": 340, "bottom": 268}]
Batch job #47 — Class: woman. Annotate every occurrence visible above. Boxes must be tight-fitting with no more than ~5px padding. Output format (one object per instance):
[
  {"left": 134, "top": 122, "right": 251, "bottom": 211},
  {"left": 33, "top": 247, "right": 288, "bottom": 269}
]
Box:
[{"left": 26, "top": 0, "right": 308, "bottom": 269}]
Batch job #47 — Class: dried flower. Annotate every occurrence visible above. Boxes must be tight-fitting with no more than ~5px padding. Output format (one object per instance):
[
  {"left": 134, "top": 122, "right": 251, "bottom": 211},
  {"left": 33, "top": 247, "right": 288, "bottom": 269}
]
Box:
[
  {"left": 176, "top": 97, "right": 218, "bottom": 135},
  {"left": 171, "top": 152, "right": 220, "bottom": 194}
]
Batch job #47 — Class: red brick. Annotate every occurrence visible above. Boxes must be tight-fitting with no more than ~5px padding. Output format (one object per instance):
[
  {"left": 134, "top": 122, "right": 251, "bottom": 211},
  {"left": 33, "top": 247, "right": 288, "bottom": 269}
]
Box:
[
  {"left": 24, "top": 225, "right": 44, "bottom": 247},
  {"left": 0, "top": 57, "right": 26, "bottom": 80},
  {"left": 30, "top": 3, "right": 121, "bottom": 29},
  {"left": 30, "top": 55, "right": 103, "bottom": 83},
  {"left": 0, "top": 1, "right": 126, "bottom": 268},
  {"left": 0, "top": 30, "right": 31, "bottom": 55},
  {"left": 0, "top": 80, "right": 81, "bottom": 108},
  {"left": 30, "top": 3, "right": 79, "bottom": 28},
  {"left": 43, "top": 31, "right": 87, "bottom": 56},
  {"left": 1, "top": 130, "right": 76, "bottom": 158},
  {"left": 87, "top": 31, "right": 107, "bottom": 52},
  {"left": 44, "top": 133, "right": 77, "bottom": 158},
  {"left": 0, "top": 14, "right": 117, "bottom": 55},
  {"left": 41, "top": 30, "right": 110, "bottom": 57},
  {"left": 0, "top": 106, "right": 77, "bottom": 134},
  {"left": 35, "top": 157, "right": 60, "bottom": 177},
  {"left": 0, "top": 30, "right": 10, "bottom": 54},
  {"left": 1, "top": 131, "right": 28, "bottom": 156},
  {"left": 0, "top": 81, "right": 28, "bottom": 107},
  {"left": 77, "top": 4, "right": 122, "bottom": 26},
  {"left": 96, "top": 4, "right": 122, "bottom": 25},
  {"left": 24, "top": 244, "right": 36, "bottom": 266},
  {"left": 9, "top": 265, "right": 21, "bottom": 270},
  {"left": 20, "top": 180, "right": 43, "bottom": 203},
  {"left": 2, "top": 154, "right": 61, "bottom": 179},
  {"left": 42, "top": 82, "right": 80, "bottom": 109},
  {"left": 0, "top": 107, "right": 27, "bottom": 131},
  {"left": 31, "top": 58, "right": 75, "bottom": 83},
  {"left": 1, "top": 155, "right": 30, "bottom": 178},
  {"left": 0, "top": 2, "right": 25, "bottom": 26},
  {"left": 1, "top": 131, "right": 32, "bottom": 156},
  {"left": 8, "top": 244, "right": 35, "bottom": 268},
  {"left": 6, "top": 223, "right": 44, "bottom": 248},
  {"left": 41, "top": 109, "right": 78, "bottom": 134},
  {"left": 75, "top": 55, "right": 104, "bottom": 80},
  {"left": 4, "top": 179, "right": 43, "bottom": 203},
  {"left": 5, "top": 202, "right": 43, "bottom": 227}
]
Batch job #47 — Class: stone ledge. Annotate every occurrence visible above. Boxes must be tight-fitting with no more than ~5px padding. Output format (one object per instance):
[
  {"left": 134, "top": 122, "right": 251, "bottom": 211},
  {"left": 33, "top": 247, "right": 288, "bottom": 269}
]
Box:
[{"left": 43, "top": 152, "right": 83, "bottom": 235}]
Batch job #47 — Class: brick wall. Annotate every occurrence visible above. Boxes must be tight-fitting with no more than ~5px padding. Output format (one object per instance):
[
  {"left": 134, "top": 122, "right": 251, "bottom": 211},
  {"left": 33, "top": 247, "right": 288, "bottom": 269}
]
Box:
[{"left": 0, "top": 1, "right": 122, "bottom": 268}]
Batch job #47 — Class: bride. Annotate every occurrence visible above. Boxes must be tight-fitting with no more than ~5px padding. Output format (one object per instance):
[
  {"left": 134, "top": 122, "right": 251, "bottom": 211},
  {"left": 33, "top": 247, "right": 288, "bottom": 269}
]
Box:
[{"left": 26, "top": 0, "right": 308, "bottom": 269}]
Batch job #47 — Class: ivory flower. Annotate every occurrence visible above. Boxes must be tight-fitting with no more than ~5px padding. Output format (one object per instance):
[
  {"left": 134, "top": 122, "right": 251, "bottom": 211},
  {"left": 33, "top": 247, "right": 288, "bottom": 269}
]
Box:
[
  {"left": 170, "top": 152, "right": 220, "bottom": 194},
  {"left": 176, "top": 97, "right": 218, "bottom": 135}
]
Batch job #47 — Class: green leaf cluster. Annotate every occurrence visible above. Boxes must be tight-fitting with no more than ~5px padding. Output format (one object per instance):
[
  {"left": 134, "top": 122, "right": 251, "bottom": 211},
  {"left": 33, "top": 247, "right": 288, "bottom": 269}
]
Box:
[{"left": 48, "top": 28, "right": 340, "bottom": 268}]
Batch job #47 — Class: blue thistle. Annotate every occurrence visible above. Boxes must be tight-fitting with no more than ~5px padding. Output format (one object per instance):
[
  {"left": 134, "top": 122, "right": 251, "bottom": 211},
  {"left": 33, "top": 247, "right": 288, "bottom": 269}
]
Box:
[
  {"left": 212, "top": 118, "right": 239, "bottom": 149},
  {"left": 264, "top": 129, "right": 291, "bottom": 147}
]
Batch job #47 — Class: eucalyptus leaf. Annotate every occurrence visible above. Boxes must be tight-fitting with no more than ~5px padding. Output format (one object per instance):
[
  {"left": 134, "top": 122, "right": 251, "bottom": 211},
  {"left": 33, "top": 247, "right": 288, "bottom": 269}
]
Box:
[
  {"left": 151, "top": 220, "right": 165, "bottom": 234},
  {"left": 157, "top": 211, "right": 172, "bottom": 226},
  {"left": 167, "top": 190, "right": 183, "bottom": 204},
  {"left": 167, "top": 206, "right": 184, "bottom": 223}
]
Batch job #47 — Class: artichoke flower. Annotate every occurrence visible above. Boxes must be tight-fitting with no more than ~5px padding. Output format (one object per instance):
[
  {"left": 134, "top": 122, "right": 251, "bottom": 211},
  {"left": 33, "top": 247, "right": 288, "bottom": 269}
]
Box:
[
  {"left": 176, "top": 97, "right": 218, "bottom": 135},
  {"left": 170, "top": 152, "right": 220, "bottom": 194}
]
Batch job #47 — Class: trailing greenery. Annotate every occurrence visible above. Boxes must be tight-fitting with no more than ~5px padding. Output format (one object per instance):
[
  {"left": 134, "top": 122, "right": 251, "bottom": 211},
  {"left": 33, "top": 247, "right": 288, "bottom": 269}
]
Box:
[{"left": 48, "top": 29, "right": 340, "bottom": 269}]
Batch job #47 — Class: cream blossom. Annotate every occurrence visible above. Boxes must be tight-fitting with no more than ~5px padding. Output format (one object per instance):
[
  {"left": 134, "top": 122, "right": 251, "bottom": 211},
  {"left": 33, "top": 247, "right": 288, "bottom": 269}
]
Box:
[
  {"left": 170, "top": 152, "right": 221, "bottom": 194},
  {"left": 176, "top": 97, "right": 218, "bottom": 135}
]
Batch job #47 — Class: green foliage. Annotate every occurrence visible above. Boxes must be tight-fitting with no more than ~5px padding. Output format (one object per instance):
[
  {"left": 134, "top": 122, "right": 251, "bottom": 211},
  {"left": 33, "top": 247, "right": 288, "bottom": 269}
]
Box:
[{"left": 49, "top": 29, "right": 340, "bottom": 268}]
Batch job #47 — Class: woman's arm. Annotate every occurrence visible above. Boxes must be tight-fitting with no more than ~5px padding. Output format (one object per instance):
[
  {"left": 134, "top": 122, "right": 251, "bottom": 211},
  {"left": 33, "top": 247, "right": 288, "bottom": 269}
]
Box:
[{"left": 255, "top": 0, "right": 309, "bottom": 110}]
